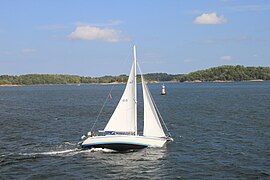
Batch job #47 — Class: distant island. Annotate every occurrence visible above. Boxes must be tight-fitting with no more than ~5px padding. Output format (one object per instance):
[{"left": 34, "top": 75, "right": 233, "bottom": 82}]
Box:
[{"left": 1, "top": 65, "right": 270, "bottom": 86}]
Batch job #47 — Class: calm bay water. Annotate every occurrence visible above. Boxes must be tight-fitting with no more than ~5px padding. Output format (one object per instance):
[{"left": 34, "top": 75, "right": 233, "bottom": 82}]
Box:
[{"left": 0, "top": 82, "right": 270, "bottom": 179}]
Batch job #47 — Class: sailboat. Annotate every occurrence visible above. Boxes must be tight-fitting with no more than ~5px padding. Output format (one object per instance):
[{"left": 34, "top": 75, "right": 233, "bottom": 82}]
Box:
[{"left": 80, "top": 46, "right": 173, "bottom": 151}]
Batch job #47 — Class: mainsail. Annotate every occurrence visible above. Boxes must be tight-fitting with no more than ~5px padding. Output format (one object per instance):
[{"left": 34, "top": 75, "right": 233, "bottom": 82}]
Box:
[{"left": 104, "top": 46, "right": 137, "bottom": 133}]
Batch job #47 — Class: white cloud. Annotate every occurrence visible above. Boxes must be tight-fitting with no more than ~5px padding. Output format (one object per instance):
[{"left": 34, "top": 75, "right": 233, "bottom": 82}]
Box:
[
  {"left": 193, "top": 12, "right": 227, "bottom": 25},
  {"left": 68, "top": 26, "right": 129, "bottom": 42},
  {"left": 22, "top": 48, "right": 36, "bottom": 53},
  {"left": 220, "top": 55, "right": 232, "bottom": 61}
]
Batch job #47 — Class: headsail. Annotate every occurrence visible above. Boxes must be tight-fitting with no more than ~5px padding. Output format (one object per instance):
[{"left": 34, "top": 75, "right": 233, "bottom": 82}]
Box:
[
  {"left": 141, "top": 75, "right": 166, "bottom": 137},
  {"left": 104, "top": 46, "right": 137, "bottom": 133}
]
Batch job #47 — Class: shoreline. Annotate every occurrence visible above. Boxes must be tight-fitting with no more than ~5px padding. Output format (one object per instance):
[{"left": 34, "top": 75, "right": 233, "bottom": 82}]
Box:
[
  {"left": 184, "top": 79, "right": 265, "bottom": 83},
  {"left": 0, "top": 79, "right": 267, "bottom": 87}
]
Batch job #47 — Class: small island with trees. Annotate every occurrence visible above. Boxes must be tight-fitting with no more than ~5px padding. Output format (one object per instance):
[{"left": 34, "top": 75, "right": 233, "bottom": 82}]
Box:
[{"left": 1, "top": 65, "right": 270, "bottom": 86}]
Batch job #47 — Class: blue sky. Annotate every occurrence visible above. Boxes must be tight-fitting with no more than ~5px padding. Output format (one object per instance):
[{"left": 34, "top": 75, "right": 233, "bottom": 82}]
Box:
[{"left": 0, "top": 0, "right": 269, "bottom": 76}]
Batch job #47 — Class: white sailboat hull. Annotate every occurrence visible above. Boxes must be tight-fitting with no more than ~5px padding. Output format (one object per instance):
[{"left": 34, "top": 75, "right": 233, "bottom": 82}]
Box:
[{"left": 81, "top": 135, "right": 167, "bottom": 151}]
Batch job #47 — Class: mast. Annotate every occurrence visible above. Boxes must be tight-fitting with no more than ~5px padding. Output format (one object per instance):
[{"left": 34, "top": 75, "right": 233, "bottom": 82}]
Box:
[{"left": 133, "top": 45, "right": 137, "bottom": 135}]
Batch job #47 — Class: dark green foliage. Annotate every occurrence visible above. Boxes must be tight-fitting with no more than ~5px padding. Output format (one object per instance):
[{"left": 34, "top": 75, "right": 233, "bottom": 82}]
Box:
[
  {"left": 179, "top": 65, "right": 270, "bottom": 82},
  {"left": 0, "top": 74, "right": 81, "bottom": 85},
  {"left": 0, "top": 74, "right": 130, "bottom": 85},
  {"left": 144, "top": 73, "right": 175, "bottom": 82},
  {"left": 0, "top": 65, "right": 270, "bottom": 85}
]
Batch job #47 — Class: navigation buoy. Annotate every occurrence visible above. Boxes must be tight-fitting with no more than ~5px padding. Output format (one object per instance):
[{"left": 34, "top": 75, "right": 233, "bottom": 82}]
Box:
[{"left": 161, "top": 84, "right": 166, "bottom": 95}]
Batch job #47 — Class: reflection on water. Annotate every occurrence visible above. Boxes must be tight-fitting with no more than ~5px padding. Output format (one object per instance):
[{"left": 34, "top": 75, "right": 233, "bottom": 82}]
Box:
[{"left": 81, "top": 147, "right": 167, "bottom": 179}]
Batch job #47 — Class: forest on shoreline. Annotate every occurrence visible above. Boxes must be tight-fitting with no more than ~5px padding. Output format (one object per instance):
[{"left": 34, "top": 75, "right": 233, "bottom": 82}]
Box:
[{"left": 1, "top": 65, "right": 270, "bottom": 85}]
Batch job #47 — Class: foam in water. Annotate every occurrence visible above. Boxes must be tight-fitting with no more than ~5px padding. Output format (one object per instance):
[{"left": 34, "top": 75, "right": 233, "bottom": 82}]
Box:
[
  {"left": 64, "top": 141, "right": 77, "bottom": 145},
  {"left": 89, "top": 148, "right": 117, "bottom": 153},
  {"left": 18, "top": 147, "right": 117, "bottom": 157},
  {"left": 19, "top": 149, "right": 79, "bottom": 156}
]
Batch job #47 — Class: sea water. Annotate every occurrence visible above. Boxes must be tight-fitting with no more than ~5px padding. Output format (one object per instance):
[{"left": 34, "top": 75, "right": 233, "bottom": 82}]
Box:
[{"left": 0, "top": 82, "right": 270, "bottom": 179}]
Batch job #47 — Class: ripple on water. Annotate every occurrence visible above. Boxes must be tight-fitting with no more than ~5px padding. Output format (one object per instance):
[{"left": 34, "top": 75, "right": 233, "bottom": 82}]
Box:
[{"left": 0, "top": 83, "right": 270, "bottom": 179}]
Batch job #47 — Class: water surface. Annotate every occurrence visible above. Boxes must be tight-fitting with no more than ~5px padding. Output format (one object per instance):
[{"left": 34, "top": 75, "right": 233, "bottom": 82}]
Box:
[{"left": 0, "top": 82, "right": 270, "bottom": 179}]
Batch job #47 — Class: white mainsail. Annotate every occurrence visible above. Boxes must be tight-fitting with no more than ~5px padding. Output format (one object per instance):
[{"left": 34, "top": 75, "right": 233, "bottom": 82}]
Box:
[
  {"left": 104, "top": 46, "right": 137, "bottom": 133},
  {"left": 141, "top": 75, "right": 166, "bottom": 137}
]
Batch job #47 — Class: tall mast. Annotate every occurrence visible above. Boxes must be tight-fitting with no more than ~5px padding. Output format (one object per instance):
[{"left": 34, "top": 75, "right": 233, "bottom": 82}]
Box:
[{"left": 133, "top": 45, "right": 137, "bottom": 135}]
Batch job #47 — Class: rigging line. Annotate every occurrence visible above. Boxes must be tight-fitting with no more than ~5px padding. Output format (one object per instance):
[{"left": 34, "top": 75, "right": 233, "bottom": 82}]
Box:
[
  {"left": 90, "top": 84, "right": 115, "bottom": 132},
  {"left": 137, "top": 62, "right": 172, "bottom": 137},
  {"left": 89, "top": 50, "right": 132, "bottom": 132}
]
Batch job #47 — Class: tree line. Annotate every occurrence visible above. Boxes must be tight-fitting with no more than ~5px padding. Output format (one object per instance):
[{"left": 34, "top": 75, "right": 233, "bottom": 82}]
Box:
[
  {"left": 1, "top": 65, "right": 270, "bottom": 85},
  {"left": 175, "top": 65, "right": 270, "bottom": 82}
]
